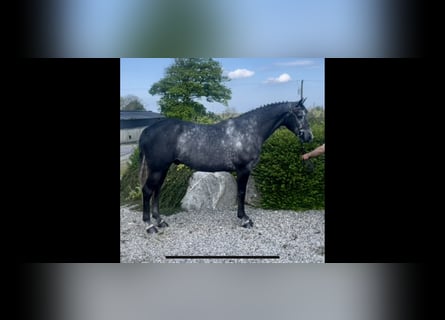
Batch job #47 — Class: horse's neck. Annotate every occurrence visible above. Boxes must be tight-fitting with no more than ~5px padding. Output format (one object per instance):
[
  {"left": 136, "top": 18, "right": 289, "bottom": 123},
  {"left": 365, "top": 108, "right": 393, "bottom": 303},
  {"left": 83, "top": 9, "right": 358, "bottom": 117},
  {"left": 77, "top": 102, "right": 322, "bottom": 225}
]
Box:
[{"left": 251, "top": 106, "right": 288, "bottom": 143}]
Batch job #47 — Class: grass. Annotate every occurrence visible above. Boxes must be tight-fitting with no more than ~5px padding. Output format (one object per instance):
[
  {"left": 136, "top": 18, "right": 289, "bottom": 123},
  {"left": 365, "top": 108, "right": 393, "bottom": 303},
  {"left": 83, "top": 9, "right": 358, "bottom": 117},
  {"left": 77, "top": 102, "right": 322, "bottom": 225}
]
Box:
[{"left": 120, "top": 161, "right": 129, "bottom": 179}]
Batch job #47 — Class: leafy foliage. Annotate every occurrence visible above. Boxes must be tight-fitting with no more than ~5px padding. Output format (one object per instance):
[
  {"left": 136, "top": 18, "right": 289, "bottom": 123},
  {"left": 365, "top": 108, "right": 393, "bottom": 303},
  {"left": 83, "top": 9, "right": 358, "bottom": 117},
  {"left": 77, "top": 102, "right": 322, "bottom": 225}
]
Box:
[
  {"left": 123, "top": 100, "right": 145, "bottom": 111},
  {"left": 149, "top": 58, "right": 231, "bottom": 121},
  {"left": 120, "top": 95, "right": 145, "bottom": 111},
  {"left": 120, "top": 148, "right": 143, "bottom": 204},
  {"left": 252, "top": 108, "right": 325, "bottom": 210},
  {"left": 158, "top": 164, "right": 193, "bottom": 214}
]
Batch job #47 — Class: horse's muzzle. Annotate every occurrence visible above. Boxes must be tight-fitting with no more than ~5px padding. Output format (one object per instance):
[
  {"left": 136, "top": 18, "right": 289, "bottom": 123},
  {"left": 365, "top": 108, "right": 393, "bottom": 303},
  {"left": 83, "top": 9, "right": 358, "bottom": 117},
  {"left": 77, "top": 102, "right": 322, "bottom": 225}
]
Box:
[{"left": 298, "top": 130, "right": 313, "bottom": 143}]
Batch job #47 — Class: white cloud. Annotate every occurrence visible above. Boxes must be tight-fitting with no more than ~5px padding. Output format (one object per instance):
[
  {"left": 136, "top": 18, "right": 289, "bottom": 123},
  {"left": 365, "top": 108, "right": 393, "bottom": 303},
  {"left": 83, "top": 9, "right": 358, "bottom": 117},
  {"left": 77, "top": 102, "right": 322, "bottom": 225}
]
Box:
[
  {"left": 227, "top": 68, "right": 255, "bottom": 79},
  {"left": 275, "top": 60, "right": 315, "bottom": 67},
  {"left": 266, "top": 73, "right": 292, "bottom": 83}
]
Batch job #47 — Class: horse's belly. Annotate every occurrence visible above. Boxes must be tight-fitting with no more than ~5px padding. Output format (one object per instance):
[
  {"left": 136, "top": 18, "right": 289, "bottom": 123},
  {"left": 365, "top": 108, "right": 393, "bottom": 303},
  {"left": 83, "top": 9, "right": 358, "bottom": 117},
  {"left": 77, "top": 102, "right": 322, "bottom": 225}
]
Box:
[{"left": 179, "top": 148, "right": 236, "bottom": 172}]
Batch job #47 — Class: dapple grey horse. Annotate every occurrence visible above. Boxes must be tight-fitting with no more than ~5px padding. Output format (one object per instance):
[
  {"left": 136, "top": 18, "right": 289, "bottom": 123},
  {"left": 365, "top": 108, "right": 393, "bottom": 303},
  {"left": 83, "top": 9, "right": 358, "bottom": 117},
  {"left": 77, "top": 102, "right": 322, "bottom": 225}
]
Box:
[{"left": 139, "top": 98, "right": 313, "bottom": 233}]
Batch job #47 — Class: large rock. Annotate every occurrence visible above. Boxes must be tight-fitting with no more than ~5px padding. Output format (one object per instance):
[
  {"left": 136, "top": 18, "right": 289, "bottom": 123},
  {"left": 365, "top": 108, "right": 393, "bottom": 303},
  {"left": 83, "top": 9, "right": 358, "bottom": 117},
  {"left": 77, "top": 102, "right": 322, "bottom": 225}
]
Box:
[
  {"left": 181, "top": 172, "right": 262, "bottom": 211},
  {"left": 181, "top": 172, "right": 237, "bottom": 211},
  {"left": 245, "top": 175, "right": 261, "bottom": 207}
]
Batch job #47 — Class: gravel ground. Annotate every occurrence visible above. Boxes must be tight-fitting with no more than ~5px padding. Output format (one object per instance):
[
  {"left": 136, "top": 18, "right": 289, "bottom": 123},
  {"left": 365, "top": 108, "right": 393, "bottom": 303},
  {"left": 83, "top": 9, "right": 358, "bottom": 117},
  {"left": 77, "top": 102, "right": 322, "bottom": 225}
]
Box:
[{"left": 121, "top": 205, "right": 324, "bottom": 263}]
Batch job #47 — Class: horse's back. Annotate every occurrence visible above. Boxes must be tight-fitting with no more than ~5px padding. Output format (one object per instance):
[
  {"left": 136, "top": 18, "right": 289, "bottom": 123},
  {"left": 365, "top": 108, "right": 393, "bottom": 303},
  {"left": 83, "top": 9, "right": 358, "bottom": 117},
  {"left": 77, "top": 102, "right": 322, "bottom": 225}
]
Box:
[{"left": 140, "top": 118, "right": 181, "bottom": 144}]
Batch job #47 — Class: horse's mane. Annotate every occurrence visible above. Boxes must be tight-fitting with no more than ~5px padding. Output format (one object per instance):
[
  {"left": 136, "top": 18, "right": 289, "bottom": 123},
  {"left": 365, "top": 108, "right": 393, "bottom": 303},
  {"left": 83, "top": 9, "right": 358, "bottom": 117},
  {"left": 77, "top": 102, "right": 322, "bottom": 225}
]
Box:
[{"left": 236, "top": 101, "right": 293, "bottom": 119}]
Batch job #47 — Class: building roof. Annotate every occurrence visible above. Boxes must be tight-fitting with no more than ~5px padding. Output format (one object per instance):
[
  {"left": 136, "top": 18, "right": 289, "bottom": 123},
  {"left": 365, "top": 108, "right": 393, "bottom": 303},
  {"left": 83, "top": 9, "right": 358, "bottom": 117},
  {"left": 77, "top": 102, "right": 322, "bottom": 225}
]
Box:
[{"left": 120, "top": 110, "right": 165, "bottom": 120}]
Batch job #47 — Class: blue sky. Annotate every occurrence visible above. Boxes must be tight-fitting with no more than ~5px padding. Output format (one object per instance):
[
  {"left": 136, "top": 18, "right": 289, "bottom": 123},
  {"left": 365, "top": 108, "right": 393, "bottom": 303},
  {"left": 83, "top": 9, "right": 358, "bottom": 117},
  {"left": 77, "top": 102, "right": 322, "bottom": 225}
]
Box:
[{"left": 120, "top": 58, "right": 324, "bottom": 114}]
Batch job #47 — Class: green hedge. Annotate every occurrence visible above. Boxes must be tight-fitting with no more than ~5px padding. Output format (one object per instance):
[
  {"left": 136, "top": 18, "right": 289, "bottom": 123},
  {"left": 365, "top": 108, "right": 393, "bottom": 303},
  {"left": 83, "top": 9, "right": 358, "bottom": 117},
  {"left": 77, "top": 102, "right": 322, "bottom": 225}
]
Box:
[{"left": 253, "top": 125, "right": 324, "bottom": 210}]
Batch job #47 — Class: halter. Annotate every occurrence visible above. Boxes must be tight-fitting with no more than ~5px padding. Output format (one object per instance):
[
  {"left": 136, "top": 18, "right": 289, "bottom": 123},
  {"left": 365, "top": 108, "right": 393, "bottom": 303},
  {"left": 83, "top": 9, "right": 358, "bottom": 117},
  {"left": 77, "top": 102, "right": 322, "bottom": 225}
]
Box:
[
  {"left": 287, "top": 103, "right": 305, "bottom": 135},
  {"left": 287, "top": 102, "right": 315, "bottom": 173}
]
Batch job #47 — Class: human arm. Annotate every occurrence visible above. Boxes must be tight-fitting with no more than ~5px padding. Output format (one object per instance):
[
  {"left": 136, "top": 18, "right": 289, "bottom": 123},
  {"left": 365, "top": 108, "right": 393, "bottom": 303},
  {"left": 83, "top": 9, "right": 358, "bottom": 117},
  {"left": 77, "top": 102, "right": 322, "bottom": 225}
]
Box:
[{"left": 301, "top": 144, "right": 325, "bottom": 160}]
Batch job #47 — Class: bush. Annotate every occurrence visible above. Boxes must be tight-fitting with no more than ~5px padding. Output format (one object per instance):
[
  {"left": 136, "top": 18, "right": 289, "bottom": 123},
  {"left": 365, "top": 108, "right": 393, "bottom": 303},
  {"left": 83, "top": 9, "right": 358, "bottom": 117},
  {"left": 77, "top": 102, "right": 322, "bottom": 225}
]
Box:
[
  {"left": 158, "top": 164, "right": 193, "bottom": 213},
  {"left": 120, "top": 148, "right": 143, "bottom": 204},
  {"left": 120, "top": 147, "right": 193, "bottom": 214},
  {"left": 253, "top": 125, "right": 324, "bottom": 210}
]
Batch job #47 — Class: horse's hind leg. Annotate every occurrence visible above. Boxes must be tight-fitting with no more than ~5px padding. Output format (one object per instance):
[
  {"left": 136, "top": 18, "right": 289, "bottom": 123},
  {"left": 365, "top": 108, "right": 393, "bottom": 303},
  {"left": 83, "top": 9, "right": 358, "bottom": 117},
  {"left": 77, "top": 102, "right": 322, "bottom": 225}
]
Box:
[
  {"left": 142, "top": 169, "right": 167, "bottom": 234},
  {"left": 140, "top": 154, "right": 158, "bottom": 233},
  {"left": 142, "top": 183, "right": 157, "bottom": 234},
  {"left": 236, "top": 168, "right": 254, "bottom": 228},
  {"left": 151, "top": 169, "right": 169, "bottom": 228}
]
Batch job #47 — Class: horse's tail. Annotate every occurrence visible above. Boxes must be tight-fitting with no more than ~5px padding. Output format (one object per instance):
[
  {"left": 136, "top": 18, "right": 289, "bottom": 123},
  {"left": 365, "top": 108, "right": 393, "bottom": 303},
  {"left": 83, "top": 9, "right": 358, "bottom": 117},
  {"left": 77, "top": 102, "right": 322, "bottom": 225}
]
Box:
[{"left": 138, "top": 148, "right": 149, "bottom": 187}]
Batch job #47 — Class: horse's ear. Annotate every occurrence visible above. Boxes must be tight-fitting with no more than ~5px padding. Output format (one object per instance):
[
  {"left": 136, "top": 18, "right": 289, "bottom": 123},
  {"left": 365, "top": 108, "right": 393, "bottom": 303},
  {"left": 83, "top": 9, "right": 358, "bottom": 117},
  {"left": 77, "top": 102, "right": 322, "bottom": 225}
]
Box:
[{"left": 302, "top": 97, "right": 307, "bottom": 104}]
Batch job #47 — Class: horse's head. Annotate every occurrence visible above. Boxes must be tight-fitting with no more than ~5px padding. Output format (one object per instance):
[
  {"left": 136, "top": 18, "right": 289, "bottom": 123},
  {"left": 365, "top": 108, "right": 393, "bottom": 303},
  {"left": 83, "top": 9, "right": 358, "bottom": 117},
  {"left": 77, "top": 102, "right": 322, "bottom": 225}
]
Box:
[{"left": 284, "top": 98, "right": 313, "bottom": 143}]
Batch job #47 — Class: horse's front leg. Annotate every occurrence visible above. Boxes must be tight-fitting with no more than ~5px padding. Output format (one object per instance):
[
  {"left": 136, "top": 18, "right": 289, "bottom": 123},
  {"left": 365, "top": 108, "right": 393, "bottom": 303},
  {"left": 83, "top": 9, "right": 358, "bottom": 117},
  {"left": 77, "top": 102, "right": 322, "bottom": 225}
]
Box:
[{"left": 236, "top": 168, "right": 254, "bottom": 228}]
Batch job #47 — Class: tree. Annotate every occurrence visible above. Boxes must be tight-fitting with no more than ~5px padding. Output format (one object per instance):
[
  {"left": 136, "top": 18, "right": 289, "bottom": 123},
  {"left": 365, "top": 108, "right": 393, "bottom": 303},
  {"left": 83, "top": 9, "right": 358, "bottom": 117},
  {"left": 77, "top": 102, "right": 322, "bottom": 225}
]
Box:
[
  {"left": 307, "top": 106, "right": 324, "bottom": 126},
  {"left": 120, "top": 95, "right": 146, "bottom": 111},
  {"left": 149, "top": 58, "right": 231, "bottom": 121}
]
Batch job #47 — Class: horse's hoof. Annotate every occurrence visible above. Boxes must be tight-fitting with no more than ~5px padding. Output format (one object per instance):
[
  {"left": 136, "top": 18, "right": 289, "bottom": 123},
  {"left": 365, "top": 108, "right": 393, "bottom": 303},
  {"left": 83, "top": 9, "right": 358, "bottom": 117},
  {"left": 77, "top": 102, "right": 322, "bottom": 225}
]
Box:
[
  {"left": 241, "top": 219, "right": 254, "bottom": 228},
  {"left": 158, "top": 220, "right": 169, "bottom": 228},
  {"left": 146, "top": 225, "right": 158, "bottom": 234}
]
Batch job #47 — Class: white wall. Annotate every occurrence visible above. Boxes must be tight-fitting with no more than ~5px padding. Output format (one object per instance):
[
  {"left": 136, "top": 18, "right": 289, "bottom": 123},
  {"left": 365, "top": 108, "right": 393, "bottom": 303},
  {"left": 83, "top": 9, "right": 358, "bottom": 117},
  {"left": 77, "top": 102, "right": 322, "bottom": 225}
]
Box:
[{"left": 120, "top": 127, "right": 147, "bottom": 144}]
